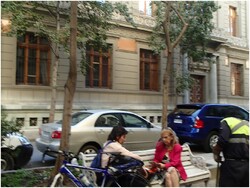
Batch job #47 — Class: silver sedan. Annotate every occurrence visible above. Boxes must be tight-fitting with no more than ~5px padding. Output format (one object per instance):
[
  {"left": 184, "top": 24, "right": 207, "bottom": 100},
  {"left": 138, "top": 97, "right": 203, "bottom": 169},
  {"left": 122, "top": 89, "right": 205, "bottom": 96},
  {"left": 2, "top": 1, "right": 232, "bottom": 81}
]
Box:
[{"left": 36, "top": 110, "right": 161, "bottom": 156}]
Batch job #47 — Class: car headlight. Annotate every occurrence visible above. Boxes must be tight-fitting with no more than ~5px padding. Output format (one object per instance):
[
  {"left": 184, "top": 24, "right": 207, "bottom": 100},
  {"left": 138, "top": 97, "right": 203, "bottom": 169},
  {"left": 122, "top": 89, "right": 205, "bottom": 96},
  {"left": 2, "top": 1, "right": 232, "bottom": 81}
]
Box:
[{"left": 18, "top": 137, "right": 30, "bottom": 145}]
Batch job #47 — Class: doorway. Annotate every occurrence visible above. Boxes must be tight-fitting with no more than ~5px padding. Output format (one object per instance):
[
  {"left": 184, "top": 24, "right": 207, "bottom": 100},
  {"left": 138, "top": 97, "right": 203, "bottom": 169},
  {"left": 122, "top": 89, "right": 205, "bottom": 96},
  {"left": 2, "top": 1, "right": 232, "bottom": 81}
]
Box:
[{"left": 190, "top": 75, "right": 205, "bottom": 103}]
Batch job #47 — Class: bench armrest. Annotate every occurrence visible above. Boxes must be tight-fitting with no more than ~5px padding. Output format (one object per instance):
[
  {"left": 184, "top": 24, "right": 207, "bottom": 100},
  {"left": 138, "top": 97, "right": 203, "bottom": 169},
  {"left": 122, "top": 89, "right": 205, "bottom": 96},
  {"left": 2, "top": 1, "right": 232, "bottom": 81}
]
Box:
[
  {"left": 182, "top": 143, "right": 208, "bottom": 170},
  {"left": 190, "top": 155, "right": 207, "bottom": 170}
]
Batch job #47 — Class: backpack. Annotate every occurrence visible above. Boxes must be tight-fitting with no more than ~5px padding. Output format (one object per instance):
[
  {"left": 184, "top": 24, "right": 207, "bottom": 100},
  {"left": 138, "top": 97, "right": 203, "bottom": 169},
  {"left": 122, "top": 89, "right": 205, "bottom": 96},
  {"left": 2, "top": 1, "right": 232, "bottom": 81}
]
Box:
[{"left": 90, "top": 141, "right": 112, "bottom": 168}]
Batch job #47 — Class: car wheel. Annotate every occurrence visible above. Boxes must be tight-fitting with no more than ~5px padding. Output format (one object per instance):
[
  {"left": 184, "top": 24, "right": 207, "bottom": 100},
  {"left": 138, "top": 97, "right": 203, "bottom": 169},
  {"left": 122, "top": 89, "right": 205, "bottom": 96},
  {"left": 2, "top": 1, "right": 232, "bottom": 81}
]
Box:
[
  {"left": 79, "top": 145, "right": 99, "bottom": 154},
  {"left": 1, "top": 151, "right": 15, "bottom": 171},
  {"left": 204, "top": 131, "right": 218, "bottom": 153}
]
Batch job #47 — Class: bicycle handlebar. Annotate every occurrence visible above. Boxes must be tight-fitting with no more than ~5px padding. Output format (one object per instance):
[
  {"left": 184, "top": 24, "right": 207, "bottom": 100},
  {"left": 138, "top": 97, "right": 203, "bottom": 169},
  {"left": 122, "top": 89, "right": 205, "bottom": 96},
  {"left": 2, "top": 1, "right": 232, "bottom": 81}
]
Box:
[{"left": 42, "top": 147, "right": 76, "bottom": 163}]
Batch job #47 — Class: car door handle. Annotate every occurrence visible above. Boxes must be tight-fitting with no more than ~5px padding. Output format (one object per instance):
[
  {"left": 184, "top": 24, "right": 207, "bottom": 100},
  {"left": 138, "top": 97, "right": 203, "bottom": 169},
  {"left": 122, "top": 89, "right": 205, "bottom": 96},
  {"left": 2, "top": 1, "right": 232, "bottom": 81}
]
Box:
[
  {"left": 128, "top": 129, "right": 134, "bottom": 133},
  {"left": 98, "top": 129, "right": 105, "bottom": 134}
]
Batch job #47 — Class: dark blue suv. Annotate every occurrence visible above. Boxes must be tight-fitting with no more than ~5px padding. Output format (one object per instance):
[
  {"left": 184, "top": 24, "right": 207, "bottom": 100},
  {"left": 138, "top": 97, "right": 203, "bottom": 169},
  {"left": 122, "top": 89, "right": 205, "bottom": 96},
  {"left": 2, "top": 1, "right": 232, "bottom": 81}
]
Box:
[{"left": 167, "top": 104, "right": 249, "bottom": 152}]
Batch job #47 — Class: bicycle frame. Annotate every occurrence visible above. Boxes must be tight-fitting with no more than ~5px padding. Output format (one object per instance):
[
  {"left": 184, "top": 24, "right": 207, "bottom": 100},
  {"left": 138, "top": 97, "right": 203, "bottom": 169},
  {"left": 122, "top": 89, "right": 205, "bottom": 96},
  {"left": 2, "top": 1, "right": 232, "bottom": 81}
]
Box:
[
  {"left": 50, "top": 159, "right": 121, "bottom": 187},
  {"left": 51, "top": 163, "right": 86, "bottom": 187},
  {"left": 45, "top": 149, "right": 147, "bottom": 187}
]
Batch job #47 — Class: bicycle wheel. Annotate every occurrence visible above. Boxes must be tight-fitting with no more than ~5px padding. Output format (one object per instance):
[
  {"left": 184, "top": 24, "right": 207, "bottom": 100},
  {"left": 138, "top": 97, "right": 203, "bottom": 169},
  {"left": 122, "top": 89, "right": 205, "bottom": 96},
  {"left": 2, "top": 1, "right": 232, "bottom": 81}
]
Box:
[{"left": 106, "top": 173, "right": 151, "bottom": 187}]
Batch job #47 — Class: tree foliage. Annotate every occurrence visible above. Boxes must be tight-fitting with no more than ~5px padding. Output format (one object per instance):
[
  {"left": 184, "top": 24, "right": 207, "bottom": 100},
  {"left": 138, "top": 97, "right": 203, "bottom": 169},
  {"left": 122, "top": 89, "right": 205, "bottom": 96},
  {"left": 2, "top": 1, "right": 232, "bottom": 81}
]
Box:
[
  {"left": 174, "top": 71, "right": 194, "bottom": 95},
  {"left": 1, "top": 107, "right": 23, "bottom": 144},
  {"left": 149, "top": 1, "right": 219, "bottom": 62},
  {"left": 148, "top": 1, "right": 219, "bottom": 128}
]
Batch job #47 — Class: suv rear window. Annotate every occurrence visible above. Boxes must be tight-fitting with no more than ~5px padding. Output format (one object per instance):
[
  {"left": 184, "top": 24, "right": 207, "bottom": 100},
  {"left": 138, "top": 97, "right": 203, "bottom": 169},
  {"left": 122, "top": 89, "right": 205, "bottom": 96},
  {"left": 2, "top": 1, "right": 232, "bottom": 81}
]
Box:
[
  {"left": 172, "top": 105, "right": 202, "bottom": 115},
  {"left": 204, "top": 106, "right": 249, "bottom": 120}
]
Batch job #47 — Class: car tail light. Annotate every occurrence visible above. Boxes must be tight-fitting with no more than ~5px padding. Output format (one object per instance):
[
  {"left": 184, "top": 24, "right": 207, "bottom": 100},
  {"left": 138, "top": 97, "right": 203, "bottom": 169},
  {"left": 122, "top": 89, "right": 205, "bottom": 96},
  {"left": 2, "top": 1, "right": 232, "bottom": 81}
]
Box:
[
  {"left": 194, "top": 117, "right": 204, "bottom": 129},
  {"left": 51, "top": 131, "right": 61, "bottom": 139},
  {"left": 39, "top": 128, "right": 41, "bottom": 136}
]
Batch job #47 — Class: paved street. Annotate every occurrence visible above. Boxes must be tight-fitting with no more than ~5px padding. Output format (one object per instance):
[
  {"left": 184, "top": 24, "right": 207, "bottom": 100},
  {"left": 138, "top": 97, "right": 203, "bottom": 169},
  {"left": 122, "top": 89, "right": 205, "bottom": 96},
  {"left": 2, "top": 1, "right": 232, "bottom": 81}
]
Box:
[{"left": 24, "top": 141, "right": 55, "bottom": 169}]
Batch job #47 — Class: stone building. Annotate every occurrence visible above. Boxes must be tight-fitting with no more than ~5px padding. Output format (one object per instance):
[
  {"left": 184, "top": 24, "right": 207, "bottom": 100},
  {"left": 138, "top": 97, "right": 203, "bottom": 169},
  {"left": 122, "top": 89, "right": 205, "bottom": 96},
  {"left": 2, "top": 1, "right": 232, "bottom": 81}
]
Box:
[{"left": 1, "top": 1, "right": 249, "bottom": 140}]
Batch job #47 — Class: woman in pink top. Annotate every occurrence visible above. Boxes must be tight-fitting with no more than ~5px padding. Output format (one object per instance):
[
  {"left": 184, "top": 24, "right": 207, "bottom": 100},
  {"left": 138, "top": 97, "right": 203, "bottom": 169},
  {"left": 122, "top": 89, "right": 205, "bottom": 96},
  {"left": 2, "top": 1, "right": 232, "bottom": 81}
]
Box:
[{"left": 152, "top": 128, "right": 187, "bottom": 187}]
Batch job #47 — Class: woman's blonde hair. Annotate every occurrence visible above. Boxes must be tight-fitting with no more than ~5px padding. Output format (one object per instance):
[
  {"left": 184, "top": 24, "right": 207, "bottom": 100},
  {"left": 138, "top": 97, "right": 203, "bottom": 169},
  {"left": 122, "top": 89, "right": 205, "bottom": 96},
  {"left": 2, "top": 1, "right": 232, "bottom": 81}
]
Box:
[{"left": 161, "top": 128, "right": 179, "bottom": 146}]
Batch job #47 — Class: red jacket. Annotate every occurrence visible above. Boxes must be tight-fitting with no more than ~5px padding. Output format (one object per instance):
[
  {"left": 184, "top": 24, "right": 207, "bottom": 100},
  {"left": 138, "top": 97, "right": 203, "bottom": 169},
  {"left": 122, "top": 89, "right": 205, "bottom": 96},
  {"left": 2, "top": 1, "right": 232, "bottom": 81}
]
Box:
[{"left": 153, "top": 141, "right": 187, "bottom": 181}]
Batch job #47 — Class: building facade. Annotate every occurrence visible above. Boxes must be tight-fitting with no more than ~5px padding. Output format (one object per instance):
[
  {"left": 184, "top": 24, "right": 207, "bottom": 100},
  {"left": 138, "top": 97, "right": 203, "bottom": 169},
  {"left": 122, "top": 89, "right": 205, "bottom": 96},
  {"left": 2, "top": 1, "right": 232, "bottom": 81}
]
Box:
[{"left": 1, "top": 1, "right": 249, "bottom": 140}]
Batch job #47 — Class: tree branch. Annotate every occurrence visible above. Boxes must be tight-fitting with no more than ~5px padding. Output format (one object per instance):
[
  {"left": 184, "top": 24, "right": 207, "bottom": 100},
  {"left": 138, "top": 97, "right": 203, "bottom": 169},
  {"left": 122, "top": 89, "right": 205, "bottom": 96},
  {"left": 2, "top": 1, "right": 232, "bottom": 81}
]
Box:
[
  {"left": 39, "top": 3, "right": 57, "bottom": 18},
  {"left": 162, "top": 2, "right": 172, "bottom": 51},
  {"left": 171, "top": 4, "right": 188, "bottom": 48}
]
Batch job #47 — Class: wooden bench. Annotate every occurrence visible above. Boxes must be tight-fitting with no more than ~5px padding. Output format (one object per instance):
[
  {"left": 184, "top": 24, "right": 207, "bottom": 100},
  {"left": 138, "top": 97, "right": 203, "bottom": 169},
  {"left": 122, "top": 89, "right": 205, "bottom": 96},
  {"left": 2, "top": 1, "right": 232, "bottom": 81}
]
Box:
[{"left": 81, "top": 143, "right": 211, "bottom": 187}]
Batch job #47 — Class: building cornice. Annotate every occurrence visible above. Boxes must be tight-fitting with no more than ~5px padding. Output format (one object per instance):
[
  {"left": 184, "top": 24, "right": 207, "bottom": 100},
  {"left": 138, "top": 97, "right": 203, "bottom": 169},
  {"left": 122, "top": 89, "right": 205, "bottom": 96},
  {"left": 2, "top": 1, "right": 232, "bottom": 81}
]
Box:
[{"left": 112, "top": 13, "right": 249, "bottom": 52}]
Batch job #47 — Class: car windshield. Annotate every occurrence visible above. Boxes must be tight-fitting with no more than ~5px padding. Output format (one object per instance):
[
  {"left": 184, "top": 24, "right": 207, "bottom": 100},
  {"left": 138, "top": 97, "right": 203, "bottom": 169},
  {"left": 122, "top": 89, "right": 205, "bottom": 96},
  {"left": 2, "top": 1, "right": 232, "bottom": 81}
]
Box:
[
  {"left": 57, "top": 112, "right": 92, "bottom": 126},
  {"left": 172, "top": 105, "right": 202, "bottom": 116}
]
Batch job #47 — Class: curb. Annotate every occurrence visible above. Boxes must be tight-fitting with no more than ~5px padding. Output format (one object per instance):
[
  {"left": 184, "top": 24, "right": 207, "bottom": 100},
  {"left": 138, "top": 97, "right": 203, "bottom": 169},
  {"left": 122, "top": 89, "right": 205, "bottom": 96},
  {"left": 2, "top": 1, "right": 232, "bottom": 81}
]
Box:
[{"left": 1, "top": 166, "right": 54, "bottom": 175}]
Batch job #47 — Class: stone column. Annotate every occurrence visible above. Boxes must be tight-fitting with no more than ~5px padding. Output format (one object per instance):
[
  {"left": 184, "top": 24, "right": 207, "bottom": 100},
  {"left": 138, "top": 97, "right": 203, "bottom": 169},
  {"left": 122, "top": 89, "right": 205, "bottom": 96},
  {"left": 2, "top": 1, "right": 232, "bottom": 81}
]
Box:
[
  {"left": 210, "top": 55, "right": 218, "bottom": 103},
  {"left": 183, "top": 52, "right": 190, "bottom": 104}
]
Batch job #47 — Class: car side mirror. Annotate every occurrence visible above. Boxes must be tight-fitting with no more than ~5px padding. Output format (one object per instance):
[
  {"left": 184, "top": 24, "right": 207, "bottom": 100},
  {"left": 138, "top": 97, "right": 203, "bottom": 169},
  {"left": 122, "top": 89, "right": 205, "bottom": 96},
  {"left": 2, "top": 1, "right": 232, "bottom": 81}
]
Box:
[{"left": 147, "top": 122, "right": 153, "bottom": 128}]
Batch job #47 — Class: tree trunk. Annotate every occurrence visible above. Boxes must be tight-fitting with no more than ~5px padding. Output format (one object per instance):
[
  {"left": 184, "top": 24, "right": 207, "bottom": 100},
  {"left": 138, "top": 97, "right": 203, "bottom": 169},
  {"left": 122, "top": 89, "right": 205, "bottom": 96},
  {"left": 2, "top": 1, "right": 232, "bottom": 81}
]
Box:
[
  {"left": 49, "top": 58, "right": 59, "bottom": 123},
  {"left": 49, "top": 2, "right": 60, "bottom": 123},
  {"left": 162, "top": 51, "right": 173, "bottom": 129},
  {"left": 50, "top": 1, "right": 78, "bottom": 178},
  {"left": 161, "top": 2, "right": 188, "bottom": 130}
]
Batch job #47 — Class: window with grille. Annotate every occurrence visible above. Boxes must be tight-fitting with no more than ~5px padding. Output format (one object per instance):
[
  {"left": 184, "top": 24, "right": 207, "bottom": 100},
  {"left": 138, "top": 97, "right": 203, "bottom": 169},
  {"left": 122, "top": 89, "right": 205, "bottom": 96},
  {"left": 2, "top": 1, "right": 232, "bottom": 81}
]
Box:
[
  {"left": 29, "top": 117, "right": 37, "bottom": 126},
  {"left": 231, "top": 63, "right": 243, "bottom": 96},
  {"left": 16, "top": 118, "right": 25, "bottom": 126},
  {"left": 16, "top": 32, "right": 51, "bottom": 86},
  {"left": 85, "top": 44, "right": 112, "bottom": 88},
  {"left": 229, "top": 6, "right": 237, "bottom": 36},
  {"left": 140, "top": 49, "right": 159, "bottom": 91}
]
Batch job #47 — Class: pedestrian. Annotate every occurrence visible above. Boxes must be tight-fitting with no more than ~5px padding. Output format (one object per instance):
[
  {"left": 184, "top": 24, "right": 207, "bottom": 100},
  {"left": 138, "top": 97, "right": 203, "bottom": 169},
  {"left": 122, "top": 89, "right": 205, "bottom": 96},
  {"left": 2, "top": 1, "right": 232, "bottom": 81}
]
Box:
[
  {"left": 151, "top": 128, "right": 187, "bottom": 187},
  {"left": 212, "top": 116, "right": 249, "bottom": 187}
]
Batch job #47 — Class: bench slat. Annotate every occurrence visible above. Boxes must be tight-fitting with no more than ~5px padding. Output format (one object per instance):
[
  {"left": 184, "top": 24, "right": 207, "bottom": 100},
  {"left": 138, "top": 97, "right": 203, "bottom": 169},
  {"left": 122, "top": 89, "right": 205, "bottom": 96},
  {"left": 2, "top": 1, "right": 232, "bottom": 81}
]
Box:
[
  {"left": 182, "top": 161, "right": 193, "bottom": 166},
  {"left": 181, "top": 155, "right": 191, "bottom": 161},
  {"left": 185, "top": 168, "right": 210, "bottom": 177}
]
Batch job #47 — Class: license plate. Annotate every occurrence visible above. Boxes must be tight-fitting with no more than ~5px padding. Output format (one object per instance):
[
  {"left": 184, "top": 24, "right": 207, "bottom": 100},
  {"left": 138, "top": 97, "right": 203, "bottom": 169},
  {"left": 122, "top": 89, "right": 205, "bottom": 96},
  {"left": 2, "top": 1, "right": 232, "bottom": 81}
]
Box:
[
  {"left": 174, "top": 119, "right": 183, "bottom": 124},
  {"left": 41, "top": 131, "right": 50, "bottom": 140},
  {"left": 42, "top": 130, "right": 50, "bottom": 137}
]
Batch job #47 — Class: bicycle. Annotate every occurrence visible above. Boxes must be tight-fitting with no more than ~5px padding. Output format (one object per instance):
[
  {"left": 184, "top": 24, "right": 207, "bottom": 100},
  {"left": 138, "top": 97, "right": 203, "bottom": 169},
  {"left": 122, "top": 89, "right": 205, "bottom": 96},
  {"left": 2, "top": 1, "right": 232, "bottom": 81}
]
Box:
[{"left": 42, "top": 148, "right": 150, "bottom": 187}]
